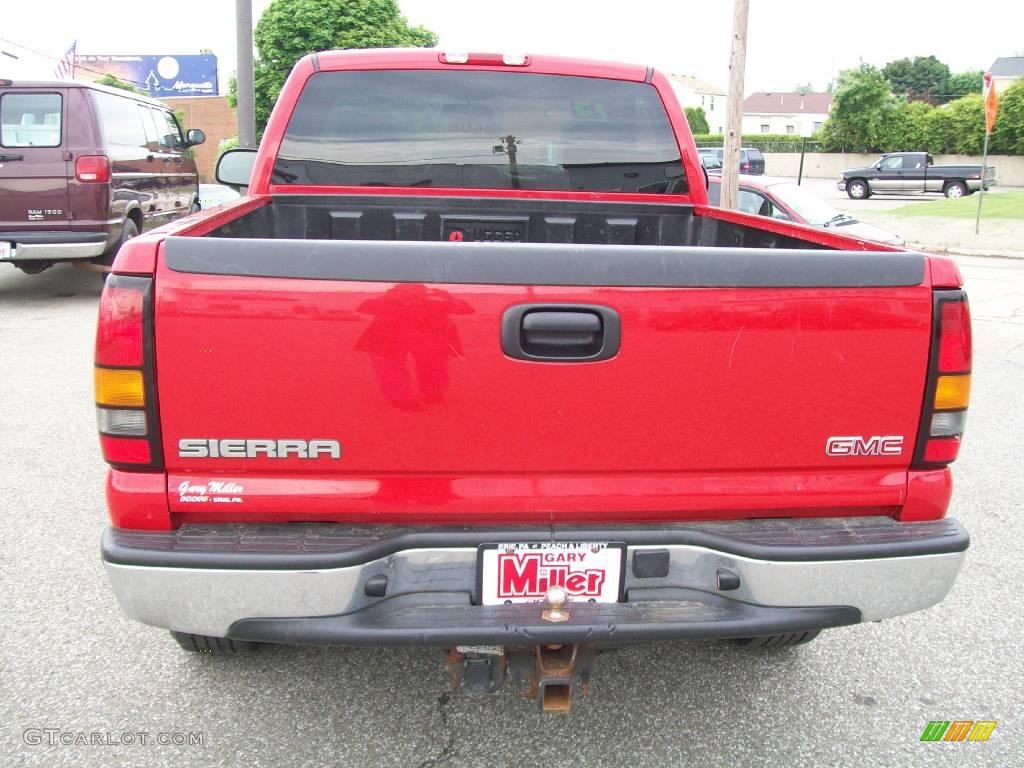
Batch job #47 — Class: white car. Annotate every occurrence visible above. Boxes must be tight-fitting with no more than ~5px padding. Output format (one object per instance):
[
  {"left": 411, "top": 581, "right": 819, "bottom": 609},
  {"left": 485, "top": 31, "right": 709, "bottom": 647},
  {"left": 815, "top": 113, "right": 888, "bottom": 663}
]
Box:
[{"left": 707, "top": 175, "right": 904, "bottom": 246}]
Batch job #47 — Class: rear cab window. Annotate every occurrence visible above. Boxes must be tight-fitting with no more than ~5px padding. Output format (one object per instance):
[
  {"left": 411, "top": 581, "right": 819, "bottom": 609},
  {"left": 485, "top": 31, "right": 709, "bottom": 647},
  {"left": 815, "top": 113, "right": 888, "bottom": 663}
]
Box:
[
  {"left": 1, "top": 92, "right": 62, "bottom": 147},
  {"left": 274, "top": 70, "right": 686, "bottom": 194},
  {"left": 706, "top": 181, "right": 721, "bottom": 206}
]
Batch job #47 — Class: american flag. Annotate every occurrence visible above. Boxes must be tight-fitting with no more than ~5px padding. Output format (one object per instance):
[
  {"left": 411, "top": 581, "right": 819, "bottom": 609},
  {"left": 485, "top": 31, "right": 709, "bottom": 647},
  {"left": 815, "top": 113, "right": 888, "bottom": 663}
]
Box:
[{"left": 55, "top": 40, "right": 77, "bottom": 79}]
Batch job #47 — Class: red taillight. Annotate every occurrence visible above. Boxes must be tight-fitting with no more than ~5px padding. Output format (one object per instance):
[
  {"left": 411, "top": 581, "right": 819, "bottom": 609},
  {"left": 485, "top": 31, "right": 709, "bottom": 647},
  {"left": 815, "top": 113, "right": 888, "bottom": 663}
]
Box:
[
  {"left": 923, "top": 437, "right": 961, "bottom": 464},
  {"left": 914, "top": 291, "right": 971, "bottom": 468},
  {"left": 741, "top": 162, "right": 750, "bottom": 171},
  {"left": 937, "top": 300, "right": 971, "bottom": 372},
  {"left": 75, "top": 154, "right": 110, "bottom": 183},
  {"left": 99, "top": 435, "right": 152, "bottom": 465},
  {"left": 95, "top": 285, "right": 144, "bottom": 367},
  {"left": 95, "top": 275, "right": 162, "bottom": 470}
]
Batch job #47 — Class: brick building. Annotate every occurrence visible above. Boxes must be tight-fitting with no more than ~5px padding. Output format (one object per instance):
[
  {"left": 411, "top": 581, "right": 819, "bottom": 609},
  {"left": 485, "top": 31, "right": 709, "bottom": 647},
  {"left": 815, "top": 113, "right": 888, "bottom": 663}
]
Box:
[{"left": 163, "top": 96, "right": 237, "bottom": 182}]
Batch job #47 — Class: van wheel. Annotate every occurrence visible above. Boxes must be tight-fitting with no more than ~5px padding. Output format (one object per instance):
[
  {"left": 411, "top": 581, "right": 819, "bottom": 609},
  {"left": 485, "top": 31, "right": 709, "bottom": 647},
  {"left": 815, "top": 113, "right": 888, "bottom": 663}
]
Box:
[
  {"left": 731, "top": 630, "right": 821, "bottom": 649},
  {"left": 944, "top": 181, "right": 967, "bottom": 199},
  {"left": 170, "top": 631, "right": 261, "bottom": 655},
  {"left": 94, "top": 217, "right": 139, "bottom": 269},
  {"left": 846, "top": 179, "right": 870, "bottom": 200}
]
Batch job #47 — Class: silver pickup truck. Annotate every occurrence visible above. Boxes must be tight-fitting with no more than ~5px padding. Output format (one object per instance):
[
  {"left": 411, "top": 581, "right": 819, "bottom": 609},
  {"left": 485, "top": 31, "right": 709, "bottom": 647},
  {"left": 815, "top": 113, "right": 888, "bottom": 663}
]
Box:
[{"left": 838, "top": 152, "right": 997, "bottom": 199}]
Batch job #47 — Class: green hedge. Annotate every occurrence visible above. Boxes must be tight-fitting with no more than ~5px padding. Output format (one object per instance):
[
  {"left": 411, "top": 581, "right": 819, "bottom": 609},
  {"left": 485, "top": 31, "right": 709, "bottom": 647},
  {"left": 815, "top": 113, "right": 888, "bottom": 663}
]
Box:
[
  {"left": 820, "top": 79, "right": 1024, "bottom": 155},
  {"left": 692, "top": 134, "right": 824, "bottom": 152}
]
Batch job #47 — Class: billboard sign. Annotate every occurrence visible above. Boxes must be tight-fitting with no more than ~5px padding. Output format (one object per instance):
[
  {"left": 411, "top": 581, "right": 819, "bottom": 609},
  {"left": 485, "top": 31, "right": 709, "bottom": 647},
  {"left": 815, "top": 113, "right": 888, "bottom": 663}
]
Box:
[{"left": 78, "top": 54, "right": 218, "bottom": 96}]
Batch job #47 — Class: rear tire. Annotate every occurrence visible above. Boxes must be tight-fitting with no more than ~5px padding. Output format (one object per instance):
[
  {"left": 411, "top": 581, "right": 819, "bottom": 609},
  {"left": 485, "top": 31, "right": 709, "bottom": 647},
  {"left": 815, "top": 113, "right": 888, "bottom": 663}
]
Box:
[
  {"left": 846, "top": 179, "right": 870, "bottom": 200},
  {"left": 731, "top": 630, "right": 820, "bottom": 649},
  {"left": 944, "top": 181, "right": 967, "bottom": 199},
  {"left": 170, "top": 631, "right": 261, "bottom": 655},
  {"left": 94, "top": 217, "right": 139, "bottom": 269}
]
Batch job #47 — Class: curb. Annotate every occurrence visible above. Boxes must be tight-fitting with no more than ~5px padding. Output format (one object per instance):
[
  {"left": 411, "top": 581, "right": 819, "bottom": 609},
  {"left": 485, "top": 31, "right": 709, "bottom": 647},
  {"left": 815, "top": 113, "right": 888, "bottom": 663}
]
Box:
[{"left": 912, "top": 245, "right": 1024, "bottom": 261}]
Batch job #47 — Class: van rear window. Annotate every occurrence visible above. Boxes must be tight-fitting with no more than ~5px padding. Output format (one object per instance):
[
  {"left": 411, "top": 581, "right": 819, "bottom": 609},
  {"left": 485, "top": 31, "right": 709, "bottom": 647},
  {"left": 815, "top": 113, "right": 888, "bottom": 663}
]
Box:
[
  {"left": 1, "top": 93, "right": 62, "bottom": 147},
  {"left": 274, "top": 70, "right": 686, "bottom": 194}
]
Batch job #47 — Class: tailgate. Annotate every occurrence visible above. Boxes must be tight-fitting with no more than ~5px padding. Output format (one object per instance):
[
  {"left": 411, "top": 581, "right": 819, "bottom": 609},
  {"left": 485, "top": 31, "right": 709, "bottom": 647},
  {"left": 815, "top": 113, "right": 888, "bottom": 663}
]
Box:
[{"left": 154, "top": 238, "right": 932, "bottom": 523}]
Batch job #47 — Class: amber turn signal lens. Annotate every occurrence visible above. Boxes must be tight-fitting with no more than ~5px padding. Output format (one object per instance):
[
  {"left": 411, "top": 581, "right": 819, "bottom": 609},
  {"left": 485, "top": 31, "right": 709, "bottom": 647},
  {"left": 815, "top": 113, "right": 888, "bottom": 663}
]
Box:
[
  {"left": 94, "top": 367, "right": 145, "bottom": 407},
  {"left": 933, "top": 374, "right": 971, "bottom": 411}
]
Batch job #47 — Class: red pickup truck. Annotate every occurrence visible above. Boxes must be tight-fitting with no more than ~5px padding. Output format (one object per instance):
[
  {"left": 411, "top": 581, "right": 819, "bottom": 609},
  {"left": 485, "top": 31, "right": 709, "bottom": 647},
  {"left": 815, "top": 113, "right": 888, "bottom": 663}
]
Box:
[{"left": 97, "top": 50, "right": 970, "bottom": 711}]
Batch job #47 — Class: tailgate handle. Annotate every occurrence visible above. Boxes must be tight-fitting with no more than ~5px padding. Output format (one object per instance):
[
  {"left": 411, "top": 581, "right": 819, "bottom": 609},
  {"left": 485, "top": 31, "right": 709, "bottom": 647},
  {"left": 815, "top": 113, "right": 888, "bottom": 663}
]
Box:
[
  {"left": 523, "top": 311, "right": 600, "bottom": 347},
  {"left": 502, "top": 304, "right": 620, "bottom": 362}
]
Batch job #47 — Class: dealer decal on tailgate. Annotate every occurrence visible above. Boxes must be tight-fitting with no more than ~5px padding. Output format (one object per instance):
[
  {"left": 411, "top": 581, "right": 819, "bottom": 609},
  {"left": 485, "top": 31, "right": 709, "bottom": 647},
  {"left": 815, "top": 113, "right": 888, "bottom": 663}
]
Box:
[{"left": 479, "top": 542, "right": 625, "bottom": 605}]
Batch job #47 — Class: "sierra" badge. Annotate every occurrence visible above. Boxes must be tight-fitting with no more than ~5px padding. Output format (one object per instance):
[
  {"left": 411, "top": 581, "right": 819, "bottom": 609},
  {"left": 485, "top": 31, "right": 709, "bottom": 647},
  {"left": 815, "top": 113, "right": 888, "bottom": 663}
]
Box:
[{"left": 178, "top": 438, "right": 341, "bottom": 459}]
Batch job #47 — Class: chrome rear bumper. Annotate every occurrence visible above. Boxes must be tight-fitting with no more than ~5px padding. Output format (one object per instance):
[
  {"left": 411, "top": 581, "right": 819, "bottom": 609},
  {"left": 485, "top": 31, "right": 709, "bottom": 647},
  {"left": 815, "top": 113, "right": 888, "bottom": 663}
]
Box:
[
  {"left": 102, "top": 517, "right": 968, "bottom": 644},
  {"left": 0, "top": 231, "right": 108, "bottom": 260}
]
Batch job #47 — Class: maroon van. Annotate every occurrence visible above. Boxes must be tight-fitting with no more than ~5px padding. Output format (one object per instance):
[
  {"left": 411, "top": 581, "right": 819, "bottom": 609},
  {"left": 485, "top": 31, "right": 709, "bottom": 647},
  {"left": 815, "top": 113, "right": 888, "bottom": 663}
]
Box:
[{"left": 0, "top": 79, "right": 204, "bottom": 274}]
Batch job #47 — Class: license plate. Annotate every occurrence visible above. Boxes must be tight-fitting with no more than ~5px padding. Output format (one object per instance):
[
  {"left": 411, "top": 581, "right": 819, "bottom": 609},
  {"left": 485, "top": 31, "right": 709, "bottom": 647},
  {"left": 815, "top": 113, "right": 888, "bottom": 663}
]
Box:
[
  {"left": 478, "top": 542, "right": 625, "bottom": 606},
  {"left": 441, "top": 216, "right": 528, "bottom": 242},
  {"left": 0, "top": 242, "right": 12, "bottom": 260}
]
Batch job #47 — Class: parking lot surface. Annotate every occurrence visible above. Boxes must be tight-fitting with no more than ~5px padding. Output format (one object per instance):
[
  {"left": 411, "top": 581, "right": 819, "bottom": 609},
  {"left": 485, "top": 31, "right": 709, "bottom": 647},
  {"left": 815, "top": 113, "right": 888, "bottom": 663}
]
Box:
[{"left": 1, "top": 258, "right": 1021, "bottom": 767}]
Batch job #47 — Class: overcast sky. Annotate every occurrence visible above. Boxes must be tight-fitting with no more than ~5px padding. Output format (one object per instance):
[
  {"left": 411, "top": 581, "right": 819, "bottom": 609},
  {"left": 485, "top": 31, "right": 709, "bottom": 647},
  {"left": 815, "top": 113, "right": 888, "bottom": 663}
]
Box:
[{"left": 1, "top": 0, "right": 1020, "bottom": 94}]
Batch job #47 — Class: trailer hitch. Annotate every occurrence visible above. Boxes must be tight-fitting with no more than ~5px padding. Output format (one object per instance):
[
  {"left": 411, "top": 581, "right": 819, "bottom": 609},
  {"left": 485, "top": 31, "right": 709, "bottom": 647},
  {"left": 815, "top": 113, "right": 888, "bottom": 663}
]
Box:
[{"left": 447, "top": 644, "right": 596, "bottom": 713}]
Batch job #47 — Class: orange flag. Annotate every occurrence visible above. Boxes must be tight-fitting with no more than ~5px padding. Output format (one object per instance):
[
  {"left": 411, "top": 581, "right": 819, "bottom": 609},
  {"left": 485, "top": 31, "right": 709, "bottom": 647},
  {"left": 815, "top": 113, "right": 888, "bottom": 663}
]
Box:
[{"left": 984, "top": 72, "right": 999, "bottom": 135}]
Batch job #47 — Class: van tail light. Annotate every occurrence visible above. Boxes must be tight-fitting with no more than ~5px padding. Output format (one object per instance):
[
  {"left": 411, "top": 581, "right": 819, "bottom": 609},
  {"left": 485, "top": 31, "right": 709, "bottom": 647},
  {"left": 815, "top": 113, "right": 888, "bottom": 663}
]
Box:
[
  {"left": 75, "top": 154, "right": 110, "bottom": 183},
  {"left": 914, "top": 290, "right": 971, "bottom": 467},
  {"left": 95, "top": 275, "right": 163, "bottom": 469}
]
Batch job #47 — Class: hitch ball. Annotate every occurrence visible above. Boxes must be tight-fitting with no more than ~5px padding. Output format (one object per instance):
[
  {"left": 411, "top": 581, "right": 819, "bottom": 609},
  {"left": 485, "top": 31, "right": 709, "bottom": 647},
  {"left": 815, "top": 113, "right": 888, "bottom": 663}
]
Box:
[{"left": 542, "top": 586, "right": 570, "bottom": 622}]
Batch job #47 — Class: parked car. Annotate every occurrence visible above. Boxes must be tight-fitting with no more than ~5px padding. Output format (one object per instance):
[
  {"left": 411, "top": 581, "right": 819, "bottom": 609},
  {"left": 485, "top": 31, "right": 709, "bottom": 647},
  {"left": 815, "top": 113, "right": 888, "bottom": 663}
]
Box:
[
  {"left": 0, "top": 78, "right": 204, "bottom": 274},
  {"left": 701, "top": 146, "right": 765, "bottom": 174},
  {"left": 97, "top": 50, "right": 970, "bottom": 712},
  {"left": 697, "top": 148, "right": 722, "bottom": 171},
  {"left": 707, "top": 175, "right": 904, "bottom": 245},
  {"left": 837, "top": 152, "right": 996, "bottom": 200}
]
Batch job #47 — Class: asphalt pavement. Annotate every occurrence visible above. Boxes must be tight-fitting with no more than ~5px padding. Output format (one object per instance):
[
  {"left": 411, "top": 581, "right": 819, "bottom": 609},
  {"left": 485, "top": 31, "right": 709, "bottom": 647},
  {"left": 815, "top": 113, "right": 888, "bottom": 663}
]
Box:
[{"left": 1, "top": 257, "right": 1021, "bottom": 767}]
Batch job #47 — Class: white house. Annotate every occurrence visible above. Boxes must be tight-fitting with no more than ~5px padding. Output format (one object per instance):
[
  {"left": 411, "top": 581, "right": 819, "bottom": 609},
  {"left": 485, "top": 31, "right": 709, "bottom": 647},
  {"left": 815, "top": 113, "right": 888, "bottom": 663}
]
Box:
[
  {"left": 669, "top": 74, "right": 728, "bottom": 134},
  {"left": 741, "top": 92, "right": 833, "bottom": 136},
  {"left": 989, "top": 57, "right": 1024, "bottom": 94}
]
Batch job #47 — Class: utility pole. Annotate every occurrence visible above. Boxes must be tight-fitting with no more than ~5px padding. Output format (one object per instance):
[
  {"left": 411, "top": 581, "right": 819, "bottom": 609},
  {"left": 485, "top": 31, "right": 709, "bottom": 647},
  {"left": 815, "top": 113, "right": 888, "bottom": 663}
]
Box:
[
  {"left": 236, "top": 0, "right": 256, "bottom": 148},
  {"left": 720, "top": 0, "right": 749, "bottom": 211},
  {"left": 494, "top": 135, "right": 521, "bottom": 189}
]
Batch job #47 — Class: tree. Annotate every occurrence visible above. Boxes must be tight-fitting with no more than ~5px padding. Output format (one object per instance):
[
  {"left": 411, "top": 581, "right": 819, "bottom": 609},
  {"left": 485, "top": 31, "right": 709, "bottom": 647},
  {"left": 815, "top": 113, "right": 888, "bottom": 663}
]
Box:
[
  {"left": 991, "top": 79, "right": 1024, "bottom": 155},
  {"left": 794, "top": 82, "right": 814, "bottom": 94},
  {"left": 820, "top": 65, "right": 897, "bottom": 152},
  {"left": 684, "top": 106, "right": 709, "bottom": 134},
  {"left": 95, "top": 73, "right": 142, "bottom": 94},
  {"left": 238, "top": 0, "right": 437, "bottom": 134},
  {"left": 946, "top": 70, "right": 984, "bottom": 101},
  {"left": 922, "top": 94, "right": 985, "bottom": 155},
  {"left": 885, "top": 100, "right": 933, "bottom": 152},
  {"left": 882, "top": 55, "right": 950, "bottom": 103}
]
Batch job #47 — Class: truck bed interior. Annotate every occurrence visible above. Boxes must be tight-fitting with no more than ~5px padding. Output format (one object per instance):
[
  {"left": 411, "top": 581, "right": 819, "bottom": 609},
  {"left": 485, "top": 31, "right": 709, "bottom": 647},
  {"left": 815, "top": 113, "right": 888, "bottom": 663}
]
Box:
[{"left": 204, "top": 195, "right": 836, "bottom": 251}]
